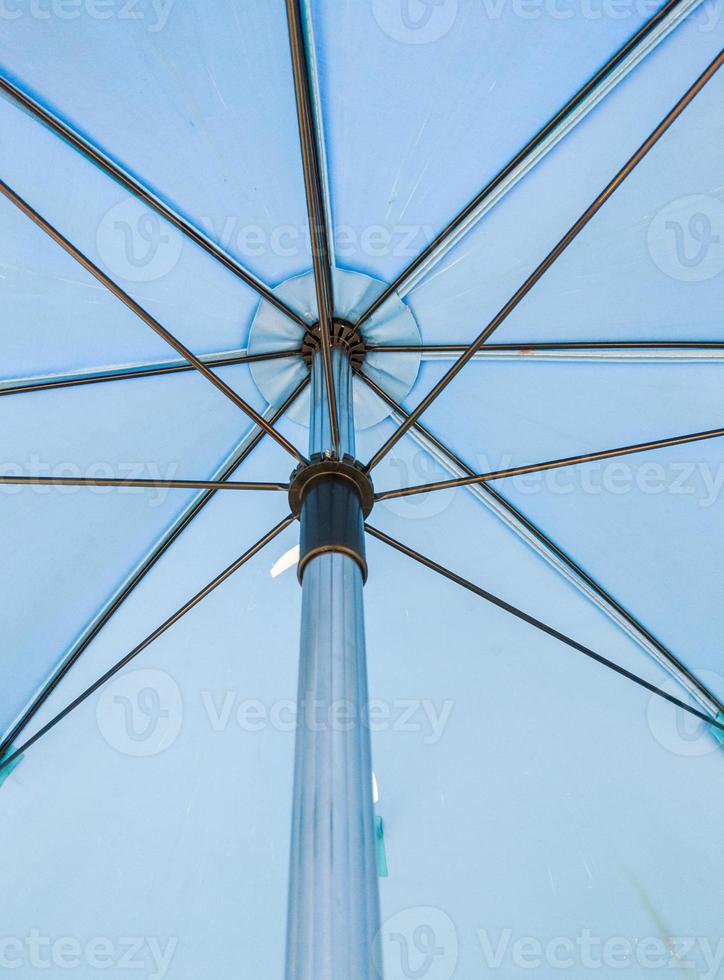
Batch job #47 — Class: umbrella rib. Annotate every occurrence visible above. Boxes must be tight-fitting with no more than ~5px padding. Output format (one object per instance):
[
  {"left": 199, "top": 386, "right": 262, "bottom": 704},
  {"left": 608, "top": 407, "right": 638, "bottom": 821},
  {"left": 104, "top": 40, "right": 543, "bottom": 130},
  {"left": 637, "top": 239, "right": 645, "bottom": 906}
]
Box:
[
  {"left": 0, "top": 348, "right": 303, "bottom": 399},
  {"left": 0, "top": 378, "right": 309, "bottom": 760},
  {"left": 364, "top": 50, "right": 724, "bottom": 473},
  {"left": 354, "top": 0, "right": 701, "bottom": 328},
  {"left": 0, "top": 74, "right": 307, "bottom": 329},
  {"left": 366, "top": 524, "right": 724, "bottom": 735},
  {"left": 358, "top": 370, "right": 724, "bottom": 716},
  {"left": 375, "top": 425, "right": 724, "bottom": 501},
  {"left": 285, "top": 0, "right": 340, "bottom": 458},
  {"left": 0, "top": 515, "right": 295, "bottom": 775},
  {"left": 366, "top": 342, "right": 724, "bottom": 354},
  {"left": 0, "top": 178, "right": 307, "bottom": 464},
  {"left": 0, "top": 476, "right": 289, "bottom": 491}
]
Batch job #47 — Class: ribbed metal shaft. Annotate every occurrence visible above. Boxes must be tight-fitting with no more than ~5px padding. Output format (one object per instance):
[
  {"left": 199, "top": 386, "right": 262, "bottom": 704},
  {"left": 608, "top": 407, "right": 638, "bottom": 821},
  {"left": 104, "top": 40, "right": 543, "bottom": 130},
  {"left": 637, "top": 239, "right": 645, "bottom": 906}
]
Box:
[{"left": 285, "top": 351, "right": 381, "bottom": 979}]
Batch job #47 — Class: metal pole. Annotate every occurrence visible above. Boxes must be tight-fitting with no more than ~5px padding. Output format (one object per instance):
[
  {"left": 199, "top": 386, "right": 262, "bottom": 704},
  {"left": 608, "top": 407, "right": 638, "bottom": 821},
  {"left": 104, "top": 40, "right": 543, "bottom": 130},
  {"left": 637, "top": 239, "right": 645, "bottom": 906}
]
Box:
[{"left": 286, "top": 348, "right": 382, "bottom": 979}]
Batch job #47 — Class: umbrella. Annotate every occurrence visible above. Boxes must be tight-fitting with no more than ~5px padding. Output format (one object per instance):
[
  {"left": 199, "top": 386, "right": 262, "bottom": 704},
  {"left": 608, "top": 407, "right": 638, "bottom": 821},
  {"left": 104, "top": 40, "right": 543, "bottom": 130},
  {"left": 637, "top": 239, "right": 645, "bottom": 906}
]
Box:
[{"left": 1, "top": 1, "right": 723, "bottom": 977}]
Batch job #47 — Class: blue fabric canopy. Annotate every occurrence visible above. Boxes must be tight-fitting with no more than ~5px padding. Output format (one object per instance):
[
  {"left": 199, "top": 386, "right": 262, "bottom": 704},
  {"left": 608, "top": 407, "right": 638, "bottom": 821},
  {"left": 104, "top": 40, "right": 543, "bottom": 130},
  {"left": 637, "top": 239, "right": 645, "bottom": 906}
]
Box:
[{"left": 1, "top": 2, "right": 723, "bottom": 977}]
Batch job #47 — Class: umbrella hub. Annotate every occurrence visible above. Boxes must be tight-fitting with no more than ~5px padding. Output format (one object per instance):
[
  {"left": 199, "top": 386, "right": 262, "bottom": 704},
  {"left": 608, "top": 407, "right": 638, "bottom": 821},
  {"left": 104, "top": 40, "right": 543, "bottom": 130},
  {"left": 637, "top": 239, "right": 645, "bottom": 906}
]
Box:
[
  {"left": 247, "top": 267, "right": 422, "bottom": 429},
  {"left": 301, "top": 319, "right": 365, "bottom": 371}
]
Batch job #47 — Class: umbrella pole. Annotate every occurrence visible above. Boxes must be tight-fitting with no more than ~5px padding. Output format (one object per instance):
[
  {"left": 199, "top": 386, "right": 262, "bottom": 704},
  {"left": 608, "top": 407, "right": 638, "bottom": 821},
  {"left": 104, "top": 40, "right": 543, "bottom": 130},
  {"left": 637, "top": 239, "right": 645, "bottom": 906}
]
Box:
[{"left": 285, "top": 347, "right": 382, "bottom": 979}]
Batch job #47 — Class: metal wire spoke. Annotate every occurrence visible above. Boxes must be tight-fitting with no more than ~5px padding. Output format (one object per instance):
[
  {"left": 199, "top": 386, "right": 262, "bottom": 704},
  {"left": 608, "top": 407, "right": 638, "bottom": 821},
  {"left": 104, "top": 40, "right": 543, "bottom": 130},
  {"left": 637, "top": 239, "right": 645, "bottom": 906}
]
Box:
[
  {"left": 0, "top": 75, "right": 308, "bottom": 329},
  {"left": 365, "top": 50, "right": 724, "bottom": 472},
  {"left": 366, "top": 525, "right": 724, "bottom": 734},
  {"left": 0, "top": 378, "right": 309, "bottom": 759},
  {"left": 375, "top": 425, "right": 724, "bottom": 501},
  {"left": 0, "top": 476, "right": 289, "bottom": 492},
  {"left": 0, "top": 349, "right": 303, "bottom": 400},
  {"left": 354, "top": 0, "right": 698, "bottom": 328},
  {"left": 0, "top": 178, "right": 307, "bottom": 464},
  {"left": 357, "top": 369, "right": 724, "bottom": 716},
  {"left": 0, "top": 515, "right": 295, "bottom": 774},
  {"left": 285, "top": 0, "right": 340, "bottom": 458}
]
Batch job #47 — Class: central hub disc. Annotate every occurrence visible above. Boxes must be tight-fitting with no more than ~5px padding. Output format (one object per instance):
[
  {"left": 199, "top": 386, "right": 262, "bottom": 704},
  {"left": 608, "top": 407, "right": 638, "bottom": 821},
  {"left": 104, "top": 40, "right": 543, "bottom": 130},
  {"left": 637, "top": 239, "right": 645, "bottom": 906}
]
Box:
[{"left": 246, "top": 268, "right": 422, "bottom": 430}]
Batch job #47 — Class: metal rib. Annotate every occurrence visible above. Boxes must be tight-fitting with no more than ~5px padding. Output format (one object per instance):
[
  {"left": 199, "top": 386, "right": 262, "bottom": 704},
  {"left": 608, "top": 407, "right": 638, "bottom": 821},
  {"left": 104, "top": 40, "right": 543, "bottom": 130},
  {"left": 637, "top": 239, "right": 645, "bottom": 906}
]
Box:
[
  {"left": 365, "top": 340, "right": 724, "bottom": 359},
  {"left": 0, "top": 476, "right": 289, "bottom": 491},
  {"left": 0, "top": 74, "right": 307, "bottom": 329},
  {"left": 365, "top": 51, "right": 724, "bottom": 472},
  {"left": 358, "top": 370, "right": 724, "bottom": 717},
  {"left": 0, "top": 378, "right": 308, "bottom": 759},
  {"left": 0, "top": 178, "right": 307, "bottom": 464},
  {"left": 375, "top": 425, "right": 724, "bottom": 501},
  {"left": 0, "top": 515, "right": 295, "bottom": 774},
  {"left": 285, "top": 0, "right": 340, "bottom": 457},
  {"left": 355, "top": 0, "right": 703, "bottom": 327},
  {"left": 0, "top": 349, "right": 303, "bottom": 399},
  {"left": 365, "top": 525, "right": 724, "bottom": 734}
]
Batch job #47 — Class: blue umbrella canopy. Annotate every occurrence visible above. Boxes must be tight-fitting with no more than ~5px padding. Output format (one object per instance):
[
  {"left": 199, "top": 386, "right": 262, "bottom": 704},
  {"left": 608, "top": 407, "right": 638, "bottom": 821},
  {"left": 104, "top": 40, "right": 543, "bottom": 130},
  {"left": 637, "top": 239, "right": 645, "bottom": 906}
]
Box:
[{"left": 1, "top": 2, "right": 724, "bottom": 978}]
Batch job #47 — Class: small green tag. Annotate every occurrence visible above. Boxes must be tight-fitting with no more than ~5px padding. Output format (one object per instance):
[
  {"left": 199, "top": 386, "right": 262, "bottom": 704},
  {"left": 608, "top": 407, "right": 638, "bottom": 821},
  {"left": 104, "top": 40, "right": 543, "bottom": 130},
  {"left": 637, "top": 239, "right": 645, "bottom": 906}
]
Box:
[
  {"left": 711, "top": 712, "right": 724, "bottom": 747},
  {"left": 0, "top": 746, "right": 23, "bottom": 788},
  {"left": 376, "top": 816, "right": 389, "bottom": 879}
]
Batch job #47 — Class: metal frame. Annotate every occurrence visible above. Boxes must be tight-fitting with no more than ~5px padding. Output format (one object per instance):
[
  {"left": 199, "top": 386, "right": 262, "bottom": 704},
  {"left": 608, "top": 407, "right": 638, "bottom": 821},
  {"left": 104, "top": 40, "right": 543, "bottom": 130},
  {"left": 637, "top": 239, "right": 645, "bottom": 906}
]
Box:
[
  {"left": 0, "top": 75, "right": 308, "bottom": 329},
  {"left": 358, "top": 370, "right": 724, "bottom": 718},
  {"left": 0, "top": 378, "right": 308, "bottom": 759},
  {"left": 368, "top": 341, "right": 724, "bottom": 363},
  {"left": 365, "top": 51, "right": 724, "bottom": 471},
  {"left": 0, "top": 476, "right": 289, "bottom": 492},
  {"left": 375, "top": 425, "right": 724, "bottom": 501},
  {"left": 353, "top": 0, "right": 706, "bottom": 327},
  {"left": 0, "top": 178, "right": 307, "bottom": 464},
  {"left": 366, "top": 525, "right": 724, "bottom": 735},
  {"left": 1, "top": 38, "right": 721, "bottom": 751},
  {"left": 0, "top": 515, "right": 295, "bottom": 773},
  {"left": 285, "top": 0, "right": 340, "bottom": 458},
  {"left": 0, "top": 348, "right": 303, "bottom": 399}
]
